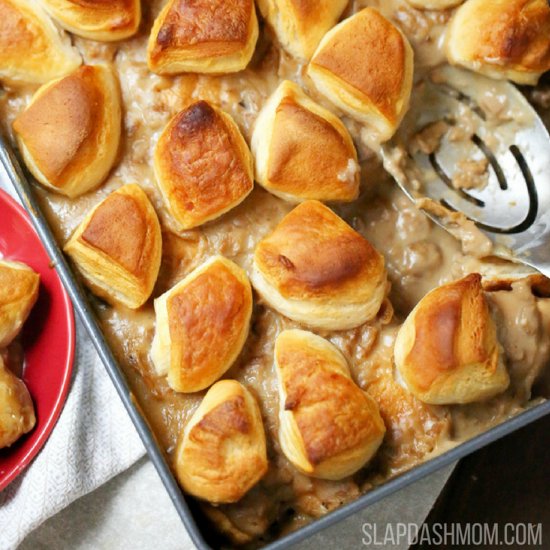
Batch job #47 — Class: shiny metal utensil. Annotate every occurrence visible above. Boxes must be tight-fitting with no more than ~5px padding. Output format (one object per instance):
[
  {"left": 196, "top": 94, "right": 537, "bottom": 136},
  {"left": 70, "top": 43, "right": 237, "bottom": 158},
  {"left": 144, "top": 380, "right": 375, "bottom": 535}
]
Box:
[{"left": 382, "top": 65, "right": 550, "bottom": 278}]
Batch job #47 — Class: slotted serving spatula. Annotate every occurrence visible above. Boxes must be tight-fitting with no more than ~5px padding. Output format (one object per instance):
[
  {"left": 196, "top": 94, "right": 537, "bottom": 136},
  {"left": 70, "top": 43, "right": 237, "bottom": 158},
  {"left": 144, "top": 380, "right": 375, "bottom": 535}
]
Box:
[{"left": 381, "top": 65, "right": 550, "bottom": 279}]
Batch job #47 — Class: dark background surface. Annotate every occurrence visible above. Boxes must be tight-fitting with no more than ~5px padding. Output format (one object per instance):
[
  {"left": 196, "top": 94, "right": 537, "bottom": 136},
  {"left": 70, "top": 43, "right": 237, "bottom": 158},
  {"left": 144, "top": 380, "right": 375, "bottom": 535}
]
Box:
[{"left": 412, "top": 415, "right": 549, "bottom": 549}]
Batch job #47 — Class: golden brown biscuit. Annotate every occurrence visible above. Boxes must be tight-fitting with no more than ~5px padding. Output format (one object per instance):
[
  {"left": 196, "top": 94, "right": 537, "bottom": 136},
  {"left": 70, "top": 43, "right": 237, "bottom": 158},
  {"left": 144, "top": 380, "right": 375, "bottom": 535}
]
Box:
[
  {"left": 64, "top": 184, "right": 162, "bottom": 309},
  {"left": 0, "top": 0, "right": 81, "bottom": 85},
  {"left": 256, "top": 0, "right": 348, "bottom": 61},
  {"left": 154, "top": 100, "right": 254, "bottom": 230},
  {"left": 175, "top": 380, "right": 267, "bottom": 503},
  {"left": 308, "top": 8, "right": 414, "bottom": 141},
  {"left": 251, "top": 201, "right": 388, "bottom": 330},
  {"left": 151, "top": 256, "right": 252, "bottom": 393},
  {"left": 147, "top": 0, "right": 258, "bottom": 75},
  {"left": 0, "top": 260, "right": 39, "bottom": 348},
  {"left": 0, "top": 356, "right": 35, "bottom": 448},
  {"left": 446, "top": 0, "right": 550, "bottom": 85},
  {"left": 13, "top": 64, "right": 121, "bottom": 198},
  {"left": 251, "top": 80, "right": 359, "bottom": 203},
  {"left": 394, "top": 274, "right": 510, "bottom": 404},
  {"left": 407, "top": 0, "right": 464, "bottom": 8},
  {"left": 275, "top": 330, "right": 385, "bottom": 479},
  {"left": 41, "top": 0, "right": 141, "bottom": 42}
]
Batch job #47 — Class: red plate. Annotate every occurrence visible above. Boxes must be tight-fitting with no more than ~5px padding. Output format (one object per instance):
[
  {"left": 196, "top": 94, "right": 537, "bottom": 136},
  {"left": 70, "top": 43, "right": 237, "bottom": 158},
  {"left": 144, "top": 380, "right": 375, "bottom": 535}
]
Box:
[{"left": 0, "top": 188, "right": 75, "bottom": 491}]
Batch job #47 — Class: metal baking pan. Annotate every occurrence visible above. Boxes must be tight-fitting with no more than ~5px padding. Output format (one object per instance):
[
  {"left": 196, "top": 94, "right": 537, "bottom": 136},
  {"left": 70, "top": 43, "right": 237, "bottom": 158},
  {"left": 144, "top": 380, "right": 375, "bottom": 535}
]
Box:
[{"left": 2, "top": 133, "right": 549, "bottom": 550}]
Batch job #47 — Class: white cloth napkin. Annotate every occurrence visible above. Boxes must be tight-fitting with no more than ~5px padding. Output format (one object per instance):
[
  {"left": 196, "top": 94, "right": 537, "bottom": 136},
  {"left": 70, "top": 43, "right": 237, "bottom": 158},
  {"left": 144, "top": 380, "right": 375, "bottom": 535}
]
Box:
[
  {"left": 0, "top": 320, "right": 145, "bottom": 550},
  {"left": 0, "top": 178, "right": 146, "bottom": 550}
]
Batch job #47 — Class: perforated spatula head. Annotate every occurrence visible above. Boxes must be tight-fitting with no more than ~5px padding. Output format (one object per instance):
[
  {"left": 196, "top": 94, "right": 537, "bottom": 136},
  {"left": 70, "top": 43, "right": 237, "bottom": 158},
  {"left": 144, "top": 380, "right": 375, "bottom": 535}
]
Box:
[{"left": 382, "top": 65, "right": 550, "bottom": 278}]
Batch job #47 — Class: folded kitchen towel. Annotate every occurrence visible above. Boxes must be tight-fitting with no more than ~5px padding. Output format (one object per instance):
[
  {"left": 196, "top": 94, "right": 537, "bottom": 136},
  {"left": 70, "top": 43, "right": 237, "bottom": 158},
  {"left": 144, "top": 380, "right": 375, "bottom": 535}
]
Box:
[{"left": 0, "top": 318, "right": 146, "bottom": 550}]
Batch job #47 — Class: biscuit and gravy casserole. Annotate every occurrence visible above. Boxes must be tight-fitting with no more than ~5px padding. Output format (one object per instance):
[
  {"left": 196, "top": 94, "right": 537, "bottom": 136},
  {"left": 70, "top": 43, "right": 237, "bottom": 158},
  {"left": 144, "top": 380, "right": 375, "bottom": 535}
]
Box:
[{"left": 0, "top": 0, "right": 549, "bottom": 545}]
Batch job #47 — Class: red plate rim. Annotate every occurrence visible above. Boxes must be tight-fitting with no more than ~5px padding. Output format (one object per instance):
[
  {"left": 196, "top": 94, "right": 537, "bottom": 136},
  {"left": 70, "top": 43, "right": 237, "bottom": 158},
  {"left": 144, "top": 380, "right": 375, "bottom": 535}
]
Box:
[{"left": 0, "top": 187, "right": 75, "bottom": 491}]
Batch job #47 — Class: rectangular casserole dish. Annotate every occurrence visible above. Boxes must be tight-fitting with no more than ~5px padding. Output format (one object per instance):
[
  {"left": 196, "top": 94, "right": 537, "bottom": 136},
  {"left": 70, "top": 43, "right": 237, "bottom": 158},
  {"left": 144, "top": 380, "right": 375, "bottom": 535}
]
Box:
[{"left": 2, "top": 138, "right": 549, "bottom": 550}]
